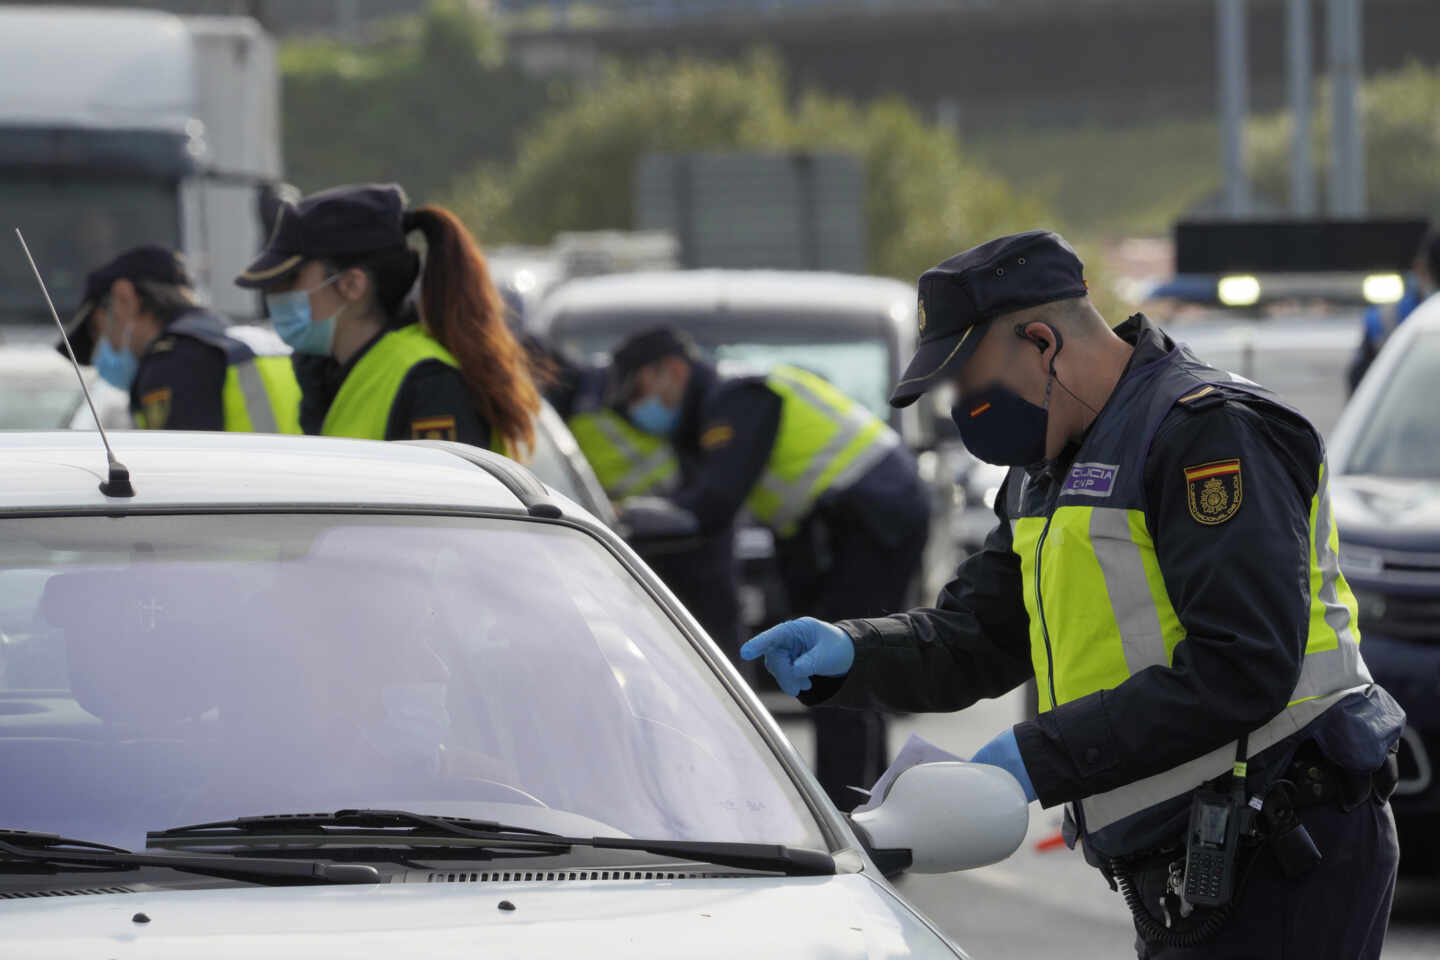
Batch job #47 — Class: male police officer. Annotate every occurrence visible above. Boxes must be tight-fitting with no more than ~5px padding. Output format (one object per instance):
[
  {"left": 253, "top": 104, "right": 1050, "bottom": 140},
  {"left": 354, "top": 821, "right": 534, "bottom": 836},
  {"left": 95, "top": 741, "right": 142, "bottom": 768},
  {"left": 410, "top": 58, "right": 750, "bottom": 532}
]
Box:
[
  {"left": 62, "top": 246, "right": 300, "bottom": 433},
  {"left": 1347, "top": 225, "right": 1440, "bottom": 391},
  {"left": 613, "top": 328, "right": 931, "bottom": 812},
  {"left": 743, "top": 231, "right": 1405, "bottom": 957}
]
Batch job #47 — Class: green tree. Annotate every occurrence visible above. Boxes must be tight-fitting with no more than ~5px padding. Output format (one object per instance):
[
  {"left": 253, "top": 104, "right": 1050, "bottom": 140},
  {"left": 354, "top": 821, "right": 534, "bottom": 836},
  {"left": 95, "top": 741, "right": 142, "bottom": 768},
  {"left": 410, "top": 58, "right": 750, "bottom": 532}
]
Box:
[
  {"left": 445, "top": 55, "right": 1055, "bottom": 284},
  {"left": 280, "top": 0, "right": 555, "bottom": 200},
  {"left": 1249, "top": 60, "right": 1440, "bottom": 216}
]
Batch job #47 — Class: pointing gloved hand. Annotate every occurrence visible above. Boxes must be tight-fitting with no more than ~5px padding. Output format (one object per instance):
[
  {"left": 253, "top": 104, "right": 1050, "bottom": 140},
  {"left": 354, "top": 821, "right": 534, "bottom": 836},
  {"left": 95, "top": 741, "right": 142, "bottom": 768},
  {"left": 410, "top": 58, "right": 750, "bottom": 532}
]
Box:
[
  {"left": 970, "top": 727, "right": 1038, "bottom": 803},
  {"left": 740, "top": 617, "right": 854, "bottom": 696}
]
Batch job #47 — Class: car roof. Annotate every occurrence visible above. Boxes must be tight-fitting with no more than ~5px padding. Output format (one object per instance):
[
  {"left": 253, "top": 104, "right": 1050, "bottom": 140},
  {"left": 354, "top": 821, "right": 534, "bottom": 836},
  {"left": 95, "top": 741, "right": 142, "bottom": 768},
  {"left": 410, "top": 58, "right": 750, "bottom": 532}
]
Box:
[
  {"left": 536, "top": 270, "right": 915, "bottom": 337},
  {"left": 0, "top": 431, "right": 570, "bottom": 517}
]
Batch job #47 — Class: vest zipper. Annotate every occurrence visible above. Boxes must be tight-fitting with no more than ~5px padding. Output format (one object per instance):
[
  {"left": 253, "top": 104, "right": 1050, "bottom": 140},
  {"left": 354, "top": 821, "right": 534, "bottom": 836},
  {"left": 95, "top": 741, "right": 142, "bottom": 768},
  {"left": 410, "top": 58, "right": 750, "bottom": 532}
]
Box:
[{"left": 1033, "top": 513, "right": 1059, "bottom": 712}]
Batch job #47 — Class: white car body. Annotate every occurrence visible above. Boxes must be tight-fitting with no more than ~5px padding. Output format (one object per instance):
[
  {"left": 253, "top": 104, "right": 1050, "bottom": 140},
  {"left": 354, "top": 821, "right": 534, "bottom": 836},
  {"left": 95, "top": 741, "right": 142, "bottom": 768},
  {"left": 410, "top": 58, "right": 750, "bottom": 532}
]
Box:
[{"left": 0, "top": 432, "right": 1027, "bottom": 958}]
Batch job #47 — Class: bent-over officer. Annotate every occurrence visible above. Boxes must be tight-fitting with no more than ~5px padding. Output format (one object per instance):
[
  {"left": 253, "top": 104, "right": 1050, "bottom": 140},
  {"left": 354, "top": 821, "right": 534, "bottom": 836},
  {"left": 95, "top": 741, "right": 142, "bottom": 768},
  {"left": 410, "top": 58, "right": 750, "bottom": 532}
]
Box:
[
  {"left": 61, "top": 246, "right": 300, "bottom": 433},
  {"left": 612, "top": 328, "right": 931, "bottom": 813},
  {"left": 742, "top": 231, "right": 1405, "bottom": 958}
]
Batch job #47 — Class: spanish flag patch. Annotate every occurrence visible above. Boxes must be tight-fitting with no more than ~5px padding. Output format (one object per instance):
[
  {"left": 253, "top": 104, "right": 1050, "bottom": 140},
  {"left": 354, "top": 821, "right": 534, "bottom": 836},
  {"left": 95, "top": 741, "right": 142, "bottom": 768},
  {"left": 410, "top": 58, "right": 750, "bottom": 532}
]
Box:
[
  {"left": 410, "top": 415, "right": 457, "bottom": 441},
  {"left": 1184, "top": 458, "right": 1242, "bottom": 525}
]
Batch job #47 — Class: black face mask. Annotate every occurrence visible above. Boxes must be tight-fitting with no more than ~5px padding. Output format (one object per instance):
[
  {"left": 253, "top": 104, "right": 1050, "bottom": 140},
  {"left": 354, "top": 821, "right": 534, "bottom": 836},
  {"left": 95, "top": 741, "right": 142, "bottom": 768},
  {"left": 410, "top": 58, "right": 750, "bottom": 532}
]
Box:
[
  {"left": 951, "top": 323, "right": 1061, "bottom": 466},
  {"left": 952, "top": 384, "right": 1049, "bottom": 466}
]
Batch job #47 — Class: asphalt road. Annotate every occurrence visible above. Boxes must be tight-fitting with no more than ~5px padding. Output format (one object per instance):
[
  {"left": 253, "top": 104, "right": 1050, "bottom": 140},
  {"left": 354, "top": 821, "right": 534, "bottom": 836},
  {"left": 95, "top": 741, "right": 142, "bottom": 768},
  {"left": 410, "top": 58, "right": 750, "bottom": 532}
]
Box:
[{"left": 780, "top": 689, "right": 1440, "bottom": 959}]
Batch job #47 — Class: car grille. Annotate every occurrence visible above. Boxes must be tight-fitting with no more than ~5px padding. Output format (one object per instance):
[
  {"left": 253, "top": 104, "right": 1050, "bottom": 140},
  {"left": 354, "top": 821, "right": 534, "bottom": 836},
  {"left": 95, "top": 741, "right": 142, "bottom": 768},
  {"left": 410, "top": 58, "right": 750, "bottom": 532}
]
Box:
[
  {"left": 1356, "top": 590, "right": 1440, "bottom": 642},
  {"left": 412, "top": 868, "right": 748, "bottom": 884},
  {"left": 0, "top": 885, "right": 133, "bottom": 899}
]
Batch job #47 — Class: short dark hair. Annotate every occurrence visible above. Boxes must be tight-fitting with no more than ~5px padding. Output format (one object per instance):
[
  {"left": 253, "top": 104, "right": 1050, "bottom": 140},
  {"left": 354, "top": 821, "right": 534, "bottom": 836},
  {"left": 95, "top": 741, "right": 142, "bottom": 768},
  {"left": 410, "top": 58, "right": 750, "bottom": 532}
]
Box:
[{"left": 1419, "top": 226, "right": 1440, "bottom": 283}]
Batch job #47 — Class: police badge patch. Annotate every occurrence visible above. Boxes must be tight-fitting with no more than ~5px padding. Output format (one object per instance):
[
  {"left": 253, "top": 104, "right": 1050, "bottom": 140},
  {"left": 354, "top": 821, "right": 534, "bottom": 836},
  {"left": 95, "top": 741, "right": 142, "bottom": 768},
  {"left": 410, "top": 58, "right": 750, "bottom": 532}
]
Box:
[
  {"left": 140, "top": 388, "right": 171, "bottom": 429},
  {"left": 1184, "top": 458, "right": 1242, "bottom": 525}
]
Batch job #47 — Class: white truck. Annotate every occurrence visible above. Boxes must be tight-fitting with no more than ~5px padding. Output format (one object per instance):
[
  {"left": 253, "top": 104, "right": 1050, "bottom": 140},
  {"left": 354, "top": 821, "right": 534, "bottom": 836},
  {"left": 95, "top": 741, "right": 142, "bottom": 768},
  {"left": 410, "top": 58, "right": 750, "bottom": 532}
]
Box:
[{"left": 0, "top": 6, "right": 282, "bottom": 338}]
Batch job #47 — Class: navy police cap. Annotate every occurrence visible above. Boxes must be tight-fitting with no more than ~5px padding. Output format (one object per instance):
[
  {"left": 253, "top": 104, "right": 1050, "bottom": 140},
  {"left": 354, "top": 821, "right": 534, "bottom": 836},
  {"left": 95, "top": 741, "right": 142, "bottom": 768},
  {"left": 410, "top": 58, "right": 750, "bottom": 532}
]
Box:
[
  {"left": 236, "top": 183, "right": 409, "bottom": 289},
  {"left": 607, "top": 326, "right": 700, "bottom": 405},
  {"left": 60, "top": 245, "right": 192, "bottom": 364},
  {"left": 890, "top": 230, "right": 1087, "bottom": 408}
]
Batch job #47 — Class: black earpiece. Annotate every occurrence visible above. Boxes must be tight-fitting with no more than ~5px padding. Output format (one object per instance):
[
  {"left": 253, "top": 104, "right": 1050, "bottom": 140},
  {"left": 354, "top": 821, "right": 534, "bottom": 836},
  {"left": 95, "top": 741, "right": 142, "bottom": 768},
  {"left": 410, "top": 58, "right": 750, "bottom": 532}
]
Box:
[{"left": 1014, "top": 322, "right": 1063, "bottom": 355}]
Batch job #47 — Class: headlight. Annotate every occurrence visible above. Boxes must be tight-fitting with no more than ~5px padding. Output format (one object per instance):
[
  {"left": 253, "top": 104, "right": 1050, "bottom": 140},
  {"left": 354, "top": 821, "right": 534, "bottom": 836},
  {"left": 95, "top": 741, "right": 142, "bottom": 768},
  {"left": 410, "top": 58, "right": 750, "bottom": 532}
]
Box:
[
  {"left": 1217, "top": 275, "right": 1261, "bottom": 307},
  {"left": 1351, "top": 587, "right": 1388, "bottom": 623},
  {"left": 1362, "top": 273, "right": 1405, "bottom": 305},
  {"left": 982, "top": 486, "right": 999, "bottom": 509},
  {"left": 1340, "top": 544, "right": 1385, "bottom": 577}
]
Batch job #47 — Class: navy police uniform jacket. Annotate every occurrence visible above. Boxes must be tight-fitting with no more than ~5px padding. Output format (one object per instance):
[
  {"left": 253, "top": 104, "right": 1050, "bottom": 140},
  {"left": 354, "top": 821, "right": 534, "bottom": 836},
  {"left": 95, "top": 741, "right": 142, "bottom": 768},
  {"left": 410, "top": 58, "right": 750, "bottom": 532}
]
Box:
[{"left": 804, "top": 315, "right": 1404, "bottom": 858}]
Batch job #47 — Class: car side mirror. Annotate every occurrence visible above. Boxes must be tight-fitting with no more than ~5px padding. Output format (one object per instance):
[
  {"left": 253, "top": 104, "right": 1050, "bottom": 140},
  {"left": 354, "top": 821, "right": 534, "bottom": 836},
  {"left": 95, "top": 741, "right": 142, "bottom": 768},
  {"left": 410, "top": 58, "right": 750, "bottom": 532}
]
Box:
[
  {"left": 849, "top": 762, "right": 1029, "bottom": 875},
  {"left": 618, "top": 497, "right": 705, "bottom": 555}
]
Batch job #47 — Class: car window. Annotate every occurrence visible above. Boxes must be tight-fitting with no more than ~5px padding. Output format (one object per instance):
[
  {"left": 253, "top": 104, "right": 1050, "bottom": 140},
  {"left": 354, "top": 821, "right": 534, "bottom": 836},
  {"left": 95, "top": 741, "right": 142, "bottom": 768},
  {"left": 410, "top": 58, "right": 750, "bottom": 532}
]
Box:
[
  {"left": 527, "top": 402, "right": 616, "bottom": 524},
  {"left": 1341, "top": 331, "right": 1440, "bottom": 478},
  {"left": 0, "top": 514, "right": 821, "bottom": 851}
]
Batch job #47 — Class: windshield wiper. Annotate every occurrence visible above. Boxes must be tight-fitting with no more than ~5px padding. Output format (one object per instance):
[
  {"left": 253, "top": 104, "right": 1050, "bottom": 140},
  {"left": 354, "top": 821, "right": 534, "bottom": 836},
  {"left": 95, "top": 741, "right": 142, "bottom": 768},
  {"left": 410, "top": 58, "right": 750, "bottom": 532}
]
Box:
[
  {"left": 150, "top": 809, "right": 835, "bottom": 877},
  {"left": 0, "top": 829, "right": 378, "bottom": 886}
]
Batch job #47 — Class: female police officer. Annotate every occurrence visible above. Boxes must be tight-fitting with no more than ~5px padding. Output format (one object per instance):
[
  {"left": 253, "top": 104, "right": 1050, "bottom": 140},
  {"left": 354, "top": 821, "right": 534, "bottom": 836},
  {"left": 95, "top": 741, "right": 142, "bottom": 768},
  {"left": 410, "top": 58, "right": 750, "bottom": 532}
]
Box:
[{"left": 235, "top": 183, "right": 541, "bottom": 457}]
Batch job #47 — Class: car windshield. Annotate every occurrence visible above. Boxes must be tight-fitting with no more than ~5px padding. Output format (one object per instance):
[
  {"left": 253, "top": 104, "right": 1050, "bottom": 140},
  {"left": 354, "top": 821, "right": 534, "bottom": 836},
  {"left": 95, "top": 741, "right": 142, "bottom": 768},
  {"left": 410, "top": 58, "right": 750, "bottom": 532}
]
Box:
[
  {"left": 562, "top": 326, "right": 893, "bottom": 421},
  {"left": 0, "top": 177, "right": 180, "bottom": 324},
  {"left": 0, "top": 514, "right": 822, "bottom": 853},
  {"left": 1341, "top": 330, "right": 1440, "bottom": 479}
]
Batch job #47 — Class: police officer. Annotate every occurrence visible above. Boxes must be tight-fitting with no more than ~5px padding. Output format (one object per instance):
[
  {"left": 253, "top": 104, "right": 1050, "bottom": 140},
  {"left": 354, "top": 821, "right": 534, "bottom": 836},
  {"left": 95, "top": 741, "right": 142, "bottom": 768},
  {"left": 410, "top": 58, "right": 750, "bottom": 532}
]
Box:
[
  {"left": 236, "top": 183, "right": 541, "bottom": 456},
  {"left": 612, "top": 328, "right": 931, "bottom": 812},
  {"left": 61, "top": 246, "right": 301, "bottom": 433},
  {"left": 523, "top": 334, "right": 679, "bottom": 499},
  {"left": 1348, "top": 225, "right": 1440, "bottom": 391},
  {"left": 743, "top": 231, "right": 1405, "bottom": 958}
]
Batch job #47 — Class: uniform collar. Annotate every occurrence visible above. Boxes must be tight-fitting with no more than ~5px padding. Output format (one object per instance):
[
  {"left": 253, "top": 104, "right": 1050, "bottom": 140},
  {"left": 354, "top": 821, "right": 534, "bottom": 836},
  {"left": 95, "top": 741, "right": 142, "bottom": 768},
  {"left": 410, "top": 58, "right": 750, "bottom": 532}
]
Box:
[
  {"left": 1113, "top": 313, "right": 1175, "bottom": 372},
  {"left": 672, "top": 359, "right": 717, "bottom": 451},
  {"left": 1033, "top": 313, "right": 1175, "bottom": 480}
]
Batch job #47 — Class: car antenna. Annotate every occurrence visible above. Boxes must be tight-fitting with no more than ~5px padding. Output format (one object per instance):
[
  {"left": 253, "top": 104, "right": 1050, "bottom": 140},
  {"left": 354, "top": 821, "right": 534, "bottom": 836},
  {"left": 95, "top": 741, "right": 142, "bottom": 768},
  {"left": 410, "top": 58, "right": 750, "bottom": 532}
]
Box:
[{"left": 14, "top": 228, "right": 134, "bottom": 498}]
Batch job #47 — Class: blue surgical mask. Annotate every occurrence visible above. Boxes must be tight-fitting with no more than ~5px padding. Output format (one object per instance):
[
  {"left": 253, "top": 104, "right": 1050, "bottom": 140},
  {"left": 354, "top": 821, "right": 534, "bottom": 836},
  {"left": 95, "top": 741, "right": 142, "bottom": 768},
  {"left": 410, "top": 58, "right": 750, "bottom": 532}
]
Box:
[
  {"left": 628, "top": 395, "right": 680, "bottom": 436},
  {"left": 94, "top": 321, "right": 138, "bottom": 390},
  {"left": 266, "top": 275, "right": 343, "bottom": 355}
]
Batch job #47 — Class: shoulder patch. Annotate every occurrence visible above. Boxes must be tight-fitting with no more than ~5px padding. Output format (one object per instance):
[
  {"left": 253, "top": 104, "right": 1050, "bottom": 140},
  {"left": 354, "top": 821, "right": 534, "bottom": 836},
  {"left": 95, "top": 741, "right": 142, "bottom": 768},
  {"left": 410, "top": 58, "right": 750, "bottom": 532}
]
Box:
[
  {"left": 701, "top": 423, "right": 735, "bottom": 450},
  {"left": 140, "top": 388, "right": 172, "bottom": 430},
  {"left": 1175, "top": 384, "right": 1229, "bottom": 412},
  {"left": 411, "top": 415, "right": 457, "bottom": 441},
  {"left": 149, "top": 337, "right": 176, "bottom": 355},
  {"left": 1184, "top": 458, "right": 1242, "bottom": 525}
]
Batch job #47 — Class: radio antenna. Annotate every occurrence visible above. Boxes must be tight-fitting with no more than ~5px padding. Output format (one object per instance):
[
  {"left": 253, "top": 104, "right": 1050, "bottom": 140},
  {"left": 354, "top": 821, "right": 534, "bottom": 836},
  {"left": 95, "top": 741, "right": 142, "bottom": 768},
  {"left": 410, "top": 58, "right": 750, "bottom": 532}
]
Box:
[{"left": 15, "top": 228, "right": 134, "bottom": 497}]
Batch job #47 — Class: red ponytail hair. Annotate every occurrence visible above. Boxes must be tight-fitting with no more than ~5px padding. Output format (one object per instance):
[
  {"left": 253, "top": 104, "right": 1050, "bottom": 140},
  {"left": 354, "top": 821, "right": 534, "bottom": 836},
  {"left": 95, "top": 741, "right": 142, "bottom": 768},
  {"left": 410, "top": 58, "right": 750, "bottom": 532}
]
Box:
[{"left": 403, "top": 206, "right": 541, "bottom": 458}]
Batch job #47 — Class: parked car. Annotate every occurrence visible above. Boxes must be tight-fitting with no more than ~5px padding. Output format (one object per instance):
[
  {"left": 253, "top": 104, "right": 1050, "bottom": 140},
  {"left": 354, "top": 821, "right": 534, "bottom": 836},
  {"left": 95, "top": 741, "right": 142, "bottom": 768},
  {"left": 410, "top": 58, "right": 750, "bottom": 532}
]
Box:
[
  {"left": 0, "top": 346, "right": 129, "bottom": 431},
  {"left": 534, "top": 269, "right": 964, "bottom": 623},
  {"left": 0, "top": 430, "right": 1027, "bottom": 957},
  {"left": 1327, "top": 292, "right": 1440, "bottom": 872}
]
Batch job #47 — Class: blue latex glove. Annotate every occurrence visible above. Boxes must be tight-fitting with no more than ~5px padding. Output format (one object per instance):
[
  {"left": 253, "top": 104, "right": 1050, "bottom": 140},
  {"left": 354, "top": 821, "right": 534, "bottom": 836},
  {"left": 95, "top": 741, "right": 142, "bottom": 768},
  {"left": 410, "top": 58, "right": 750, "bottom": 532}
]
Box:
[
  {"left": 970, "top": 727, "right": 1038, "bottom": 803},
  {"left": 740, "top": 617, "right": 854, "bottom": 696}
]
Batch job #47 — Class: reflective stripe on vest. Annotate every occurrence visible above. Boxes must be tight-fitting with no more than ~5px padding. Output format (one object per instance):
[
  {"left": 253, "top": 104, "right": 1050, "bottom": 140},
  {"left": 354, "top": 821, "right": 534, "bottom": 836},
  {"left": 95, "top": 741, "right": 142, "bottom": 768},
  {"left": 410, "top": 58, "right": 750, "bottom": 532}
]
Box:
[
  {"left": 1009, "top": 357, "right": 1371, "bottom": 846},
  {"left": 745, "top": 365, "right": 900, "bottom": 537},
  {"left": 321, "top": 324, "right": 509, "bottom": 456},
  {"left": 222, "top": 355, "right": 302, "bottom": 434},
  {"left": 568, "top": 409, "right": 678, "bottom": 499}
]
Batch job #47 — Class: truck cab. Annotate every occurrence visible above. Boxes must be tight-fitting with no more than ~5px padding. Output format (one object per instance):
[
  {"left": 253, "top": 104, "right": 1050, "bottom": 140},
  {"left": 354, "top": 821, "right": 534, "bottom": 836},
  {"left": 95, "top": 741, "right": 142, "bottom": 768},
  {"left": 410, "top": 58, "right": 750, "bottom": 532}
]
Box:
[{"left": 0, "top": 7, "right": 280, "bottom": 339}]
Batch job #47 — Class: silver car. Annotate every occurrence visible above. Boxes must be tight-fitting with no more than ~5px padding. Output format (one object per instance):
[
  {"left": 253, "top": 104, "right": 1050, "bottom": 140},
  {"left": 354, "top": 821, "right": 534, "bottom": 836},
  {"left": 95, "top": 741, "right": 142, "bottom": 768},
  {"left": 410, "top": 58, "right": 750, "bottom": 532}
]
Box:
[{"left": 0, "top": 431, "right": 1027, "bottom": 958}]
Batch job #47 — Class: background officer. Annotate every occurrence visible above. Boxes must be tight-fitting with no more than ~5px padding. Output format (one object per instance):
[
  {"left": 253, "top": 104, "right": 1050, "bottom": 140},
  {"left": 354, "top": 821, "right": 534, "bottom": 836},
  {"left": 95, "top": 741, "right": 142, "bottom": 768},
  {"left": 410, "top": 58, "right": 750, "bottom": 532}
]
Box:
[
  {"left": 237, "top": 183, "right": 541, "bottom": 457},
  {"left": 611, "top": 327, "right": 931, "bottom": 812},
  {"left": 61, "top": 246, "right": 300, "bottom": 433},
  {"left": 1347, "top": 224, "right": 1440, "bottom": 391},
  {"left": 743, "top": 230, "right": 1404, "bottom": 958}
]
